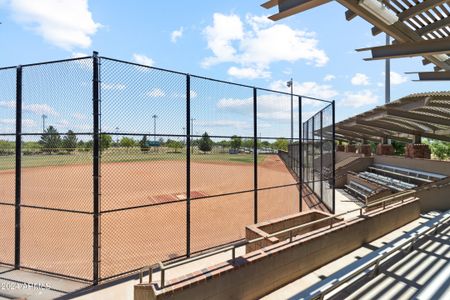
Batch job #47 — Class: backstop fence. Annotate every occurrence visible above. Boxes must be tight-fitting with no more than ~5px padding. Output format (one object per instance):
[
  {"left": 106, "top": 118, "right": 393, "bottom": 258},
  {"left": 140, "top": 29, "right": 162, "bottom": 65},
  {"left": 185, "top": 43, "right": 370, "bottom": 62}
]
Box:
[{"left": 0, "top": 53, "right": 334, "bottom": 284}]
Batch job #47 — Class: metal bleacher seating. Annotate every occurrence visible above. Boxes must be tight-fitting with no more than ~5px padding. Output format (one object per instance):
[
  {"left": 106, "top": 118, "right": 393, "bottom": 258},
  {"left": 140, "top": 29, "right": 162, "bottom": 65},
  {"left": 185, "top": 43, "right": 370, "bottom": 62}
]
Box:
[{"left": 344, "top": 180, "right": 374, "bottom": 201}]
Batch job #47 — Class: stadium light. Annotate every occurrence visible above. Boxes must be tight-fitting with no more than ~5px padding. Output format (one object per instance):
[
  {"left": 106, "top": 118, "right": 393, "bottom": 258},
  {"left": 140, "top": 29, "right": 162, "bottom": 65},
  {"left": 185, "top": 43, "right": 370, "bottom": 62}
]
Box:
[{"left": 359, "top": 0, "right": 399, "bottom": 25}]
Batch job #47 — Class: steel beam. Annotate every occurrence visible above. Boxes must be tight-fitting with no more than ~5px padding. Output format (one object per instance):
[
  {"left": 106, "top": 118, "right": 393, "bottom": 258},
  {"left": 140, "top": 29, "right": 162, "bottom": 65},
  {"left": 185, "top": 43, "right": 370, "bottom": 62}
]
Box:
[
  {"left": 416, "top": 71, "right": 450, "bottom": 81},
  {"left": 397, "top": 0, "right": 449, "bottom": 21},
  {"left": 415, "top": 14, "right": 450, "bottom": 36},
  {"left": 356, "top": 119, "right": 450, "bottom": 142},
  {"left": 345, "top": 9, "right": 356, "bottom": 21},
  {"left": 261, "top": 0, "right": 279, "bottom": 9},
  {"left": 357, "top": 38, "right": 450, "bottom": 60},
  {"left": 386, "top": 108, "right": 450, "bottom": 127},
  {"left": 338, "top": 125, "right": 411, "bottom": 143},
  {"left": 268, "top": 0, "right": 331, "bottom": 21}
]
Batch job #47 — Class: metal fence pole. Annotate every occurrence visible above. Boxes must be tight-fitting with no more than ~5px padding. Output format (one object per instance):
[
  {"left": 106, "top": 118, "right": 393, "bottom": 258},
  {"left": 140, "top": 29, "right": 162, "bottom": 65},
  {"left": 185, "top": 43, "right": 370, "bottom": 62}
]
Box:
[
  {"left": 92, "top": 51, "right": 101, "bottom": 284},
  {"left": 332, "top": 101, "right": 336, "bottom": 214},
  {"left": 186, "top": 74, "right": 191, "bottom": 257},
  {"left": 299, "top": 96, "right": 302, "bottom": 212},
  {"left": 312, "top": 117, "right": 315, "bottom": 193},
  {"left": 320, "top": 110, "right": 323, "bottom": 204},
  {"left": 253, "top": 88, "right": 258, "bottom": 224},
  {"left": 14, "top": 65, "right": 22, "bottom": 269}
]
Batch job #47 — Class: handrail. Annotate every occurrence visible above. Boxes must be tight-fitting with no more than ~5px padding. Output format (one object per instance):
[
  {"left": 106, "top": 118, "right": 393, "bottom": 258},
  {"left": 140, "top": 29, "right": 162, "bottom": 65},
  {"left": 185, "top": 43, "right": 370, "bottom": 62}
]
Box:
[
  {"left": 139, "top": 190, "right": 416, "bottom": 289},
  {"left": 296, "top": 209, "right": 450, "bottom": 300}
]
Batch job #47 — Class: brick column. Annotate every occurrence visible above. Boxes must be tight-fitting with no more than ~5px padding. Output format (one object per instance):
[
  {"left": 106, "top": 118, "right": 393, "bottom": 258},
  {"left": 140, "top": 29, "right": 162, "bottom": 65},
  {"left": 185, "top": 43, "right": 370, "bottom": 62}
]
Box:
[
  {"left": 336, "top": 144, "right": 345, "bottom": 152},
  {"left": 405, "top": 144, "right": 431, "bottom": 159},
  {"left": 358, "top": 144, "right": 372, "bottom": 157},
  {"left": 376, "top": 144, "right": 394, "bottom": 155},
  {"left": 346, "top": 144, "right": 357, "bottom": 153}
]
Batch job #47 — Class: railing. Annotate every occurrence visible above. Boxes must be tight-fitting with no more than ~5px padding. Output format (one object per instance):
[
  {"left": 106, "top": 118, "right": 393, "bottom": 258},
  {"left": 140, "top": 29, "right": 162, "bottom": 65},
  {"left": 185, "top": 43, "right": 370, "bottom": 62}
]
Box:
[
  {"left": 139, "top": 190, "right": 417, "bottom": 289},
  {"left": 296, "top": 209, "right": 450, "bottom": 300}
]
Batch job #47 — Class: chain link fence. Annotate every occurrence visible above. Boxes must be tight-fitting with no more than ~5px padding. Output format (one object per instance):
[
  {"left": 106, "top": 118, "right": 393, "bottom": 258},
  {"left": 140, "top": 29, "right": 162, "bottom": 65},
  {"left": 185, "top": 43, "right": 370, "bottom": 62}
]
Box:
[{"left": 0, "top": 53, "right": 334, "bottom": 284}]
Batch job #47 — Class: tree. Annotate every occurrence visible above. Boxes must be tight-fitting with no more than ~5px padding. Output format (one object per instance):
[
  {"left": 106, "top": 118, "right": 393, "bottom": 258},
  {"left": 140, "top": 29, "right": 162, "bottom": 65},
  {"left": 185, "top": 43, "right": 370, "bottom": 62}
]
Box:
[
  {"left": 230, "top": 135, "right": 242, "bottom": 150},
  {"left": 274, "top": 138, "right": 289, "bottom": 151},
  {"left": 120, "top": 137, "right": 136, "bottom": 149},
  {"left": 62, "top": 130, "right": 78, "bottom": 153},
  {"left": 139, "top": 135, "right": 150, "bottom": 152},
  {"left": 101, "top": 134, "right": 113, "bottom": 152},
  {"left": 242, "top": 138, "right": 253, "bottom": 149},
  {"left": 198, "top": 132, "right": 213, "bottom": 153},
  {"left": 427, "top": 140, "right": 450, "bottom": 160},
  {"left": 39, "top": 126, "right": 61, "bottom": 154},
  {"left": 166, "top": 139, "right": 183, "bottom": 153}
]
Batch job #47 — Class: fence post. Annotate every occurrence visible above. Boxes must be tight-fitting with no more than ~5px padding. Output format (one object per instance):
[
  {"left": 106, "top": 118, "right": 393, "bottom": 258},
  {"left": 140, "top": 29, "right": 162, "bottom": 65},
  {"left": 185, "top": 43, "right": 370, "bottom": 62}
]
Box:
[
  {"left": 299, "top": 96, "right": 302, "bottom": 212},
  {"left": 320, "top": 110, "right": 323, "bottom": 205},
  {"left": 14, "top": 65, "right": 22, "bottom": 269},
  {"left": 92, "top": 51, "right": 101, "bottom": 284},
  {"left": 332, "top": 100, "right": 336, "bottom": 214},
  {"left": 186, "top": 74, "right": 191, "bottom": 257},
  {"left": 253, "top": 87, "right": 258, "bottom": 224}
]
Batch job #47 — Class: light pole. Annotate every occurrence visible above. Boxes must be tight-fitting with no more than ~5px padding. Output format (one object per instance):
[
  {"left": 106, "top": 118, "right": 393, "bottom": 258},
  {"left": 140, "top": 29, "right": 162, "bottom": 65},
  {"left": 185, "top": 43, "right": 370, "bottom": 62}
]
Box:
[
  {"left": 42, "top": 114, "right": 47, "bottom": 133},
  {"left": 286, "top": 78, "right": 293, "bottom": 143},
  {"left": 152, "top": 114, "right": 158, "bottom": 142},
  {"left": 115, "top": 127, "right": 119, "bottom": 144}
]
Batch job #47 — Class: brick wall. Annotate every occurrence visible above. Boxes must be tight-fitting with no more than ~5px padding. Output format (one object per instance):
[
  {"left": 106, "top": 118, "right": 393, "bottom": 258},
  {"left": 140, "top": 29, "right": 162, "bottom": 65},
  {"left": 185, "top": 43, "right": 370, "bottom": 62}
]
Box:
[{"left": 336, "top": 144, "right": 345, "bottom": 152}]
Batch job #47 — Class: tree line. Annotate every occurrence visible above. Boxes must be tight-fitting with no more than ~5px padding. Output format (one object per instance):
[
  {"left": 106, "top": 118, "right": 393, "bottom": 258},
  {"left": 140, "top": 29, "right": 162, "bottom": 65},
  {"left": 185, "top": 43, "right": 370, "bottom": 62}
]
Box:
[{"left": 0, "top": 126, "right": 292, "bottom": 155}]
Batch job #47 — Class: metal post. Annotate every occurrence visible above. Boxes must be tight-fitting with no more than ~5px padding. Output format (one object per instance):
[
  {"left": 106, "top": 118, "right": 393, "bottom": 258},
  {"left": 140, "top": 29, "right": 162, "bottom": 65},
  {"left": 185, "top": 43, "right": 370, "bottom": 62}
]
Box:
[
  {"left": 14, "top": 65, "right": 22, "bottom": 269},
  {"left": 312, "top": 117, "right": 315, "bottom": 193},
  {"left": 385, "top": 34, "right": 391, "bottom": 104},
  {"left": 92, "top": 51, "right": 101, "bottom": 284},
  {"left": 332, "top": 101, "right": 336, "bottom": 214},
  {"left": 320, "top": 110, "right": 323, "bottom": 204},
  {"left": 253, "top": 87, "right": 258, "bottom": 224},
  {"left": 186, "top": 74, "right": 191, "bottom": 257},
  {"left": 299, "top": 96, "right": 302, "bottom": 212}
]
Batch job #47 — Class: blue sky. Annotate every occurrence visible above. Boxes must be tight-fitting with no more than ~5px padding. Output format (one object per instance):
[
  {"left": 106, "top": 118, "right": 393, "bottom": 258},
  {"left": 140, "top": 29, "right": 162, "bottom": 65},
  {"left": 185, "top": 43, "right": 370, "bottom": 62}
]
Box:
[{"left": 0, "top": 0, "right": 447, "bottom": 139}]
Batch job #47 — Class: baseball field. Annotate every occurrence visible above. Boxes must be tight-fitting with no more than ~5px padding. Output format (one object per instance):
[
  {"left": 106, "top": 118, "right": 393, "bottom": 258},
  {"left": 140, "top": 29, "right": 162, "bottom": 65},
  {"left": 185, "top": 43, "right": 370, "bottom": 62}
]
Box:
[{"left": 0, "top": 149, "right": 306, "bottom": 280}]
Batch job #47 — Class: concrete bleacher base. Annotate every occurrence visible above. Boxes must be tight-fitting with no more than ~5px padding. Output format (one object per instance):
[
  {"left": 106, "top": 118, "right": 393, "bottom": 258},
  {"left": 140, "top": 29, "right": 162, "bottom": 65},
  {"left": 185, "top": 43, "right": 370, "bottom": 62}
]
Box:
[
  {"left": 134, "top": 200, "right": 420, "bottom": 300},
  {"left": 405, "top": 144, "right": 431, "bottom": 159}
]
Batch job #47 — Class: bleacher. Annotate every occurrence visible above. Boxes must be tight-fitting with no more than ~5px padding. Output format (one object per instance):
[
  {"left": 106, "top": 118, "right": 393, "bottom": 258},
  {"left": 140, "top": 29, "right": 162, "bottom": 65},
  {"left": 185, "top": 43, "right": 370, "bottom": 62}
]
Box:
[
  {"left": 344, "top": 180, "right": 375, "bottom": 201},
  {"left": 357, "top": 163, "right": 445, "bottom": 193}
]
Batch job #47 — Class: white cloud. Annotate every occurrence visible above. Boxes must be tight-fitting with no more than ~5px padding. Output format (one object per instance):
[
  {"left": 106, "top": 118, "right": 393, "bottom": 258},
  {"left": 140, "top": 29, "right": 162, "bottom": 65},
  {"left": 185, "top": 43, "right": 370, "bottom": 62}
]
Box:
[
  {"left": 323, "top": 74, "right": 336, "bottom": 81},
  {"left": 171, "top": 27, "right": 184, "bottom": 43},
  {"left": 23, "top": 103, "right": 58, "bottom": 116},
  {"left": 269, "top": 80, "right": 338, "bottom": 101},
  {"left": 196, "top": 119, "right": 250, "bottom": 130},
  {"left": 340, "top": 90, "right": 378, "bottom": 108},
  {"left": 0, "top": 118, "right": 36, "bottom": 128},
  {"left": 147, "top": 88, "right": 165, "bottom": 97},
  {"left": 1, "top": 101, "right": 58, "bottom": 116},
  {"left": 202, "top": 13, "right": 328, "bottom": 79},
  {"left": 132, "top": 53, "right": 154, "bottom": 66},
  {"left": 387, "top": 71, "right": 408, "bottom": 85},
  {"left": 102, "top": 83, "right": 126, "bottom": 90},
  {"left": 227, "top": 66, "right": 270, "bottom": 79},
  {"left": 71, "top": 52, "right": 89, "bottom": 58},
  {"left": 351, "top": 73, "right": 370, "bottom": 86},
  {"left": 9, "top": 0, "right": 101, "bottom": 50},
  {"left": 0, "top": 100, "right": 15, "bottom": 109},
  {"left": 73, "top": 112, "right": 87, "bottom": 120}
]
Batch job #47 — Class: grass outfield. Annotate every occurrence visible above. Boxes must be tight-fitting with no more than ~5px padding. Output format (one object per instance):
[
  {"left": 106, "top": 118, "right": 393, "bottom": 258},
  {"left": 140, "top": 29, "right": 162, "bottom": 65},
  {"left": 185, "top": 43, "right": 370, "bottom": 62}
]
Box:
[{"left": 0, "top": 148, "right": 268, "bottom": 170}]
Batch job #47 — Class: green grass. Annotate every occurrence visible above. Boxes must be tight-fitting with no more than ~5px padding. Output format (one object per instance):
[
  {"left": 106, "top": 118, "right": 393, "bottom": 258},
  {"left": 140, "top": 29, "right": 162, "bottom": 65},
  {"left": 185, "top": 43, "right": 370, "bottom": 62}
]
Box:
[{"left": 0, "top": 149, "right": 267, "bottom": 171}]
